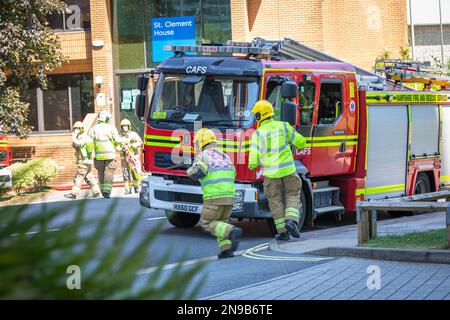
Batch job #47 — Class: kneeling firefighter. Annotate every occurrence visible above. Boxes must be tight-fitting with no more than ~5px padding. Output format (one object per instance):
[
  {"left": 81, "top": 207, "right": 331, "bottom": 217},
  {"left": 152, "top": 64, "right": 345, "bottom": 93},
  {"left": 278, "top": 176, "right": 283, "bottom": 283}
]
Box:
[
  {"left": 187, "top": 128, "right": 243, "bottom": 259},
  {"left": 249, "top": 100, "right": 306, "bottom": 240}
]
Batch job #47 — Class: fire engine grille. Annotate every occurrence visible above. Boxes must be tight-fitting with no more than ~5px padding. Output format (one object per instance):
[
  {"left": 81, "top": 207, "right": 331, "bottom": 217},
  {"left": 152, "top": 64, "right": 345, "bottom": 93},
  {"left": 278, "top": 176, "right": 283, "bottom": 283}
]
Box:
[{"left": 0, "top": 151, "right": 7, "bottom": 162}]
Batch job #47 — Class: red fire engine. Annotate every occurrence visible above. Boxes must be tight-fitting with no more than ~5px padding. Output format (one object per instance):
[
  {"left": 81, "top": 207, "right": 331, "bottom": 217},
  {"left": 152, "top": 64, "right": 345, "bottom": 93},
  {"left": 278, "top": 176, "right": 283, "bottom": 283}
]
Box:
[{"left": 135, "top": 38, "right": 450, "bottom": 232}]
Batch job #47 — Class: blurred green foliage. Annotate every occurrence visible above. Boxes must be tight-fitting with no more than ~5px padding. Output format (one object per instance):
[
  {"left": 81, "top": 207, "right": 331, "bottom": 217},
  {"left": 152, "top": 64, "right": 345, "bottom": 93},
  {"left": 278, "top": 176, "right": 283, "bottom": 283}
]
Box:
[{"left": 0, "top": 201, "right": 205, "bottom": 299}]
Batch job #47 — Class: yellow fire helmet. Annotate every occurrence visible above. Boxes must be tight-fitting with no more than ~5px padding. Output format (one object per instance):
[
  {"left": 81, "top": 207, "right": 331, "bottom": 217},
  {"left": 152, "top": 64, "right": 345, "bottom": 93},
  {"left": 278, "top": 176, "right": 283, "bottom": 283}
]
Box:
[
  {"left": 120, "top": 119, "right": 131, "bottom": 127},
  {"left": 252, "top": 100, "right": 274, "bottom": 122},
  {"left": 73, "top": 121, "right": 84, "bottom": 131},
  {"left": 194, "top": 128, "right": 217, "bottom": 152}
]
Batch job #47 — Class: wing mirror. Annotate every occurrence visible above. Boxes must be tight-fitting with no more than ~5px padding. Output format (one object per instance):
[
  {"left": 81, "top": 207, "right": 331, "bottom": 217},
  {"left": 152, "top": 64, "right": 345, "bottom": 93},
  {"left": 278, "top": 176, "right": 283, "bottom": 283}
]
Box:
[
  {"left": 281, "top": 81, "right": 298, "bottom": 99},
  {"left": 135, "top": 93, "right": 146, "bottom": 119},
  {"left": 280, "top": 101, "right": 297, "bottom": 126},
  {"left": 137, "top": 75, "right": 149, "bottom": 91}
]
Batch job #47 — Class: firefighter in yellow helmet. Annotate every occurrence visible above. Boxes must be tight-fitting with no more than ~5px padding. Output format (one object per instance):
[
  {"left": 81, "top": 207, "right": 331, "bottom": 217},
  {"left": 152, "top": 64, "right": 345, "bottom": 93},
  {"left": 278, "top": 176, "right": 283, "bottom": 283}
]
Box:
[
  {"left": 89, "top": 110, "right": 121, "bottom": 198},
  {"left": 248, "top": 100, "right": 306, "bottom": 240},
  {"left": 64, "top": 121, "right": 101, "bottom": 199},
  {"left": 118, "top": 119, "right": 143, "bottom": 195},
  {"left": 187, "top": 128, "right": 242, "bottom": 259}
]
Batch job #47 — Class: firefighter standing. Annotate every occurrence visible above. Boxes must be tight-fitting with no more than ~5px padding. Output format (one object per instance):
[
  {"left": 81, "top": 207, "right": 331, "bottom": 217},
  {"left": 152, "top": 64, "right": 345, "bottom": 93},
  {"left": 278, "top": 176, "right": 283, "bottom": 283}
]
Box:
[
  {"left": 187, "top": 128, "right": 242, "bottom": 259},
  {"left": 89, "top": 110, "right": 121, "bottom": 198},
  {"left": 119, "top": 119, "right": 143, "bottom": 195},
  {"left": 64, "top": 122, "right": 101, "bottom": 199},
  {"left": 249, "top": 100, "right": 306, "bottom": 240}
]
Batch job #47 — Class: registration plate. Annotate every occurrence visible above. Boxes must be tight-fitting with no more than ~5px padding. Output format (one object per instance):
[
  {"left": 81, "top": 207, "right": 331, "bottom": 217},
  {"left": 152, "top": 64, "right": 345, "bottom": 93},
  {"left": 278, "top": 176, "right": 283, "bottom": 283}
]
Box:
[{"left": 173, "top": 203, "right": 201, "bottom": 214}]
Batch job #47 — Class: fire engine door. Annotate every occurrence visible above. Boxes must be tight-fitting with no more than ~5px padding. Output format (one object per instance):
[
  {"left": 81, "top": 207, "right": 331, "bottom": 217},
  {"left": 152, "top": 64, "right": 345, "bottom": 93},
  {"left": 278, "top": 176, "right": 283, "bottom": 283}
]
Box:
[{"left": 310, "top": 76, "right": 354, "bottom": 177}]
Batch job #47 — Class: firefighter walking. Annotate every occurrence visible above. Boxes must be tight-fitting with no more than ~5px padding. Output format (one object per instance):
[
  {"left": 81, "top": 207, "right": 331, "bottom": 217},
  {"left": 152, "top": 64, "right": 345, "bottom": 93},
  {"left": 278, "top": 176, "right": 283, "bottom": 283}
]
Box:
[
  {"left": 249, "top": 100, "right": 306, "bottom": 240},
  {"left": 64, "top": 122, "right": 101, "bottom": 199},
  {"left": 89, "top": 110, "right": 121, "bottom": 198},
  {"left": 118, "top": 119, "right": 143, "bottom": 195},
  {"left": 187, "top": 128, "right": 242, "bottom": 259}
]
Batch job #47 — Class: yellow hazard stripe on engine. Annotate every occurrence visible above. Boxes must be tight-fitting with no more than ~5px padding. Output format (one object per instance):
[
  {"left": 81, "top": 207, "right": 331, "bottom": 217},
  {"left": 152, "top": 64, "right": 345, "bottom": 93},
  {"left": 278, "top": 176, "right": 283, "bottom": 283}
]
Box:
[
  {"left": 355, "top": 184, "right": 405, "bottom": 196},
  {"left": 144, "top": 135, "right": 181, "bottom": 142},
  {"left": 440, "top": 175, "right": 450, "bottom": 183},
  {"left": 366, "top": 92, "right": 450, "bottom": 104}
]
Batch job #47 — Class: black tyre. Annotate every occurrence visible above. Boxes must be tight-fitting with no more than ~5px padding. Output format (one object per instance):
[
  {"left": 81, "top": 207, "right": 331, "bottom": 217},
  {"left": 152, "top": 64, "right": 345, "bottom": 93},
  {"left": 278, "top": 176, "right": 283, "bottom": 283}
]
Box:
[
  {"left": 165, "top": 210, "right": 200, "bottom": 227},
  {"left": 266, "top": 188, "right": 307, "bottom": 235},
  {"left": 389, "top": 172, "right": 431, "bottom": 218}
]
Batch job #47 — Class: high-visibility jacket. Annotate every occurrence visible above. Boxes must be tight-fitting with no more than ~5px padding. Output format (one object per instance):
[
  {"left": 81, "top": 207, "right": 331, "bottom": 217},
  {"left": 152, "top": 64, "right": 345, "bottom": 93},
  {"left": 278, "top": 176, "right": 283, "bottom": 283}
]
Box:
[
  {"left": 72, "top": 132, "right": 94, "bottom": 165},
  {"left": 89, "top": 122, "right": 121, "bottom": 161},
  {"left": 119, "top": 131, "right": 142, "bottom": 159},
  {"left": 190, "top": 147, "right": 236, "bottom": 201},
  {"left": 248, "top": 119, "right": 306, "bottom": 178}
]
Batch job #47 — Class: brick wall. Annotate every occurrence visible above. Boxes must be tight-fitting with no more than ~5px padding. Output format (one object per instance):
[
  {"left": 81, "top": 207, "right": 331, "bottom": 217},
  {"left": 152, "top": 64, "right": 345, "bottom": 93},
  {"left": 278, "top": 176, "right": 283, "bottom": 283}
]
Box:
[
  {"left": 52, "top": 31, "right": 92, "bottom": 74},
  {"left": 230, "top": 0, "right": 408, "bottom": 70}
]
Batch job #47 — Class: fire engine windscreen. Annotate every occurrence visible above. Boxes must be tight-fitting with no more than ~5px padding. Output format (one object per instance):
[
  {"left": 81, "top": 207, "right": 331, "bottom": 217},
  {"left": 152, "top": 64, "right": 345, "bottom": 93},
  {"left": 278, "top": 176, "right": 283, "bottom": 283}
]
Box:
[{"left": 149, "top": 73, "right": 259, "bottom": 128}]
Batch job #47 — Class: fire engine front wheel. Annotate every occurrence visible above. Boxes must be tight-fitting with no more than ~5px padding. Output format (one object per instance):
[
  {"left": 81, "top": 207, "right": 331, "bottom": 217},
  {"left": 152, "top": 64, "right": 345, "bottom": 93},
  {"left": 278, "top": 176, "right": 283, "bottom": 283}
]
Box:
[
  {"left": 165, "top": 211, "right": 200, "bottom": 228},
  {"left": 267, "top": 189, "right": 307, "bottom": 235}
]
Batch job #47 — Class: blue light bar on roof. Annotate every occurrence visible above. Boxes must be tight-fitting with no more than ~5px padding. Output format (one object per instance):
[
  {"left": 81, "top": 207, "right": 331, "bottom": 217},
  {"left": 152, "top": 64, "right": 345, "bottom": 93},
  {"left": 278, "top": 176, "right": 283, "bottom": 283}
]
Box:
[{"left": 163, "top": 44, "right": 270, "bottom": 55}]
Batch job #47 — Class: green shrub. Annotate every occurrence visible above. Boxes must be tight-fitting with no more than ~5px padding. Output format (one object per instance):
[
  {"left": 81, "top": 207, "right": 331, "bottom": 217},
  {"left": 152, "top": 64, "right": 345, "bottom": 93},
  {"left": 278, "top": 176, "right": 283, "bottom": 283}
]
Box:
[
  {"left": 28, "top": 158, "right": 57, "bottom": 191},
  {"left": 0, "top": 201, "right": 205, "bottom": 299},
  {"left": 10, "top": 158, "right": 58, "bottom": 195},
  {"left": 10, "top": 162, "right": 35, "bottom": 195}
]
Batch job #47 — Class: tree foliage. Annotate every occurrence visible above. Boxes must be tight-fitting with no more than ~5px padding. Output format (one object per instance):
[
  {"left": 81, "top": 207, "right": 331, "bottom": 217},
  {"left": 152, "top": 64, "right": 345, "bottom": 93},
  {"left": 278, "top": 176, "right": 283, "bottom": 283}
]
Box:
[
  {"left": 0, "top": 201, "right": 205, "bottom": 299},
  {"left": 0, "top": 0, "right": 66, "bottom": 137}
]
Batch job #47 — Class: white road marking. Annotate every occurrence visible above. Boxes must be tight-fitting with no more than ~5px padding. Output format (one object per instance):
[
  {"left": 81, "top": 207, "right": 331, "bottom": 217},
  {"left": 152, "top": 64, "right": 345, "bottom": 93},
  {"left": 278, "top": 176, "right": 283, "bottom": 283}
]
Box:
[
  {"left": 10, "top": 228, "right": 61, "bottom": 237},
  {"left": 145, "top": 217, "right": 167, "bottom": 221},
  {"left": 242, "top": 242, "right": 332, "bottom": 262}
]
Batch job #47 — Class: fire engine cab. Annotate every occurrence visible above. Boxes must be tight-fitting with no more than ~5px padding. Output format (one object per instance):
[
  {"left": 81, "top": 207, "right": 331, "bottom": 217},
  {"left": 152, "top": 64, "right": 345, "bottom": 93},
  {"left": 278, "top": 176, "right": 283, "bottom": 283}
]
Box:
[{"left": 135, "top": 38, "right": 450, "bottom": 233}]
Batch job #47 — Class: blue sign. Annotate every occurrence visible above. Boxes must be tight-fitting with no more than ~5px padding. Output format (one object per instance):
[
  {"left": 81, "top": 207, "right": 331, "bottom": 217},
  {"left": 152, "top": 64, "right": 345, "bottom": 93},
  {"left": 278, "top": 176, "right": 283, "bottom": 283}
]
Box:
[{"left": 151, "top": 16, "right": 196, "bottom": 62}]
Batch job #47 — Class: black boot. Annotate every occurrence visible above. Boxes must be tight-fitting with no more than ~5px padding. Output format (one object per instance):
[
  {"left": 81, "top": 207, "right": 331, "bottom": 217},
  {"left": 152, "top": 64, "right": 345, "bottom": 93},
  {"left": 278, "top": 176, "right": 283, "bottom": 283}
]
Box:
[
  {"left": 64, "top": 193, "right": 76, "bottom": 199},
  {"left": 218, "top": 249, "right": 235, "bottom": 259},
  {"left": 276, "top": 232, "right": 291, "bottom": 241},
  {"left": 285, "top": 220, "right": 300, "bottom": 238},
  {"left": 229, "top": 227, "right": 243, "bottom": 252},
  {"left": 102, "top": 192, "right": 111, "bottom": 199},
  {"left": 134, "top": 186, "right": 139, "bottom": 194}
]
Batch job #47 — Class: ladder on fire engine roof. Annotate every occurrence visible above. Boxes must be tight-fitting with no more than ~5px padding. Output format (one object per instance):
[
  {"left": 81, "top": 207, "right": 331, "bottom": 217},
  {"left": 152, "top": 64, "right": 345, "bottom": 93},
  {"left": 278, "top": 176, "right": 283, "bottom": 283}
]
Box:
[
  {"left": 374, "top": 59, "right": 450, "bottom": 90},
  {"left": 250, "top": 37, "right": 392, "bottom": 91}
]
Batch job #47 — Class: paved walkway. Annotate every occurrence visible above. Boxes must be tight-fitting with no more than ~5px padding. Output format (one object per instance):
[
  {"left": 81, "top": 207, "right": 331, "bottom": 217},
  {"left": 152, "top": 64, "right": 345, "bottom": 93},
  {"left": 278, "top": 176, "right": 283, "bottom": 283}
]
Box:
[
  {"left": 273, "top": 211, "right": 447, "bottom": 254},
  {"left": 206, "top": 257, "right": 450, "bottom": 300}
]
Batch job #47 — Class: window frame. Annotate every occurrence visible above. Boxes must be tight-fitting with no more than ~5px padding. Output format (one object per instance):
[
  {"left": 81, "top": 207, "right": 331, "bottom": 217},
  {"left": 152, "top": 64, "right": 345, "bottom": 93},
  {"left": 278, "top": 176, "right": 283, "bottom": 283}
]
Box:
[
  {"left": 316, "top": 78, "right": 344, "bottom": 126},
  {"left": 26, "top": 73, "right": 93, "bottom": 134}
]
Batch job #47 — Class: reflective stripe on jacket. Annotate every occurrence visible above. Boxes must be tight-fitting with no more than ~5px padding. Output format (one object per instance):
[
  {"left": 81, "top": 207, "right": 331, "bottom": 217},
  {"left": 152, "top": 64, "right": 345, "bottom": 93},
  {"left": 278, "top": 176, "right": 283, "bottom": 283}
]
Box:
[
  {"left": 248, "top": 119, "right": 306, "bottom": 178},
  {"left": 72, "top": 132, "right": 94, "bottom": 164},
  {"left": 197, "top": 147, "right": 236, "bottom": 200},
  {"left": 89, "top": 123, "right": 121, "bottom": 161}
]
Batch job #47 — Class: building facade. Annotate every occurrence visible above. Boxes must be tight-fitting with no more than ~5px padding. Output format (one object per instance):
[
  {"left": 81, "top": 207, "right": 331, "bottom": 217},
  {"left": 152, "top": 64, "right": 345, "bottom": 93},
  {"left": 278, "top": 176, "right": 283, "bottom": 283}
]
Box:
[
  {"left": 9, "top": 0, "right": 408, "bottom": 186},
  {"left": 408, "top": 0, "right": 450, "bottom": 65}
]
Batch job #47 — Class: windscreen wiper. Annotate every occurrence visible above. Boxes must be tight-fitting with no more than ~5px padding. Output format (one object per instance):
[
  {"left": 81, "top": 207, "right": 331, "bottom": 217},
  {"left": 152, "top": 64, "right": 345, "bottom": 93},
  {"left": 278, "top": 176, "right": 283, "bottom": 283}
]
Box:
[{"left": 201, "top": 119, "right": 247, "bottom": 124}]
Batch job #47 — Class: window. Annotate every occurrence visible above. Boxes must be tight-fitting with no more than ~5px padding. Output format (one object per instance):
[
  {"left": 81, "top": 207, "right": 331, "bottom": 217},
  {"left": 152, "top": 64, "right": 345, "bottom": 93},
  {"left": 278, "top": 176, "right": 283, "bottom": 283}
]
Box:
[
  {"left": 112, "top": 0, "right": 232, "bottom": 69},
  {"left": 298, "top": 81, "right": 316, "bottom": 125},
  {"left": 265, "top": 77, "right": 292, "bottom": 120},
  {"left": 318, "top": 81, "right": 343, "bottom": 125},
  {"left": 24, "top": 74, "right": 94, "bottom": 132},
  {"left": 47, "top": 0, "right": 91, "bottom": 31}
]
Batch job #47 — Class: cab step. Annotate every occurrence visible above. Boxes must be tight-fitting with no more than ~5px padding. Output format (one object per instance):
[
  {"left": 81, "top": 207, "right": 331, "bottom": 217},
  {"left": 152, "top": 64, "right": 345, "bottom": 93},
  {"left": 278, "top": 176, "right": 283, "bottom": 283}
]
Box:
[{"left": 312, "top": 185, "right": 344, "bottom": 216}]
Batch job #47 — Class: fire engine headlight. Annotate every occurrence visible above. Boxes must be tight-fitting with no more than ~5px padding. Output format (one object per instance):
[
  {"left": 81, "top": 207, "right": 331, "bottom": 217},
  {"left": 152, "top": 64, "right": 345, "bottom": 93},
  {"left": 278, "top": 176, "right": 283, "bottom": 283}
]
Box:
[
  {"left": 232, "top": 190, "right": 245, "bottom": 211},
  {"left": 141, "top": 181, "right": 149, "bottom": 200}
]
